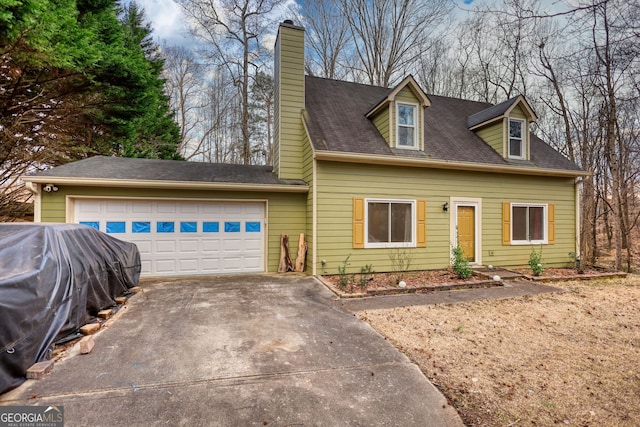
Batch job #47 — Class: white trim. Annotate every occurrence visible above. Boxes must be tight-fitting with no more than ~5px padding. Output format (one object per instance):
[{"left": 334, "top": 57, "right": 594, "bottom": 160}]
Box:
[
  {"left": 508, "top": 118, "right": 526, "bottom": 159},
  {"left": 449, "top": 197, "right": 482, "bottom": 265},
  {"left": 364, "top": 198, "right": 416, "bottom": 248},
  {"left": 510, "top": 202, "right": 548, "bottom": 245},
  {"left": 313, "top": 150, "right": 589, "bottom": 178},
  {"left": 22, "top": 176, "right": 308, "bottom": 193},
  {"left": 396, "top": 102, "right": 418, "bottom": 150}
]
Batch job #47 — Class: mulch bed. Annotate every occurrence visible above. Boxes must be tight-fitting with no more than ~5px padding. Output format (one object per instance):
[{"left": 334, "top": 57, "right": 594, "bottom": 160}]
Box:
[
  {"left": 319, "top": 269, "right": 500, "bottom": 298},
  {"left": 511, "top": 267, "right": 627, "bottom": 282},
  {"left": 319, "top": 267, "right": 627, "bottom": 298}
]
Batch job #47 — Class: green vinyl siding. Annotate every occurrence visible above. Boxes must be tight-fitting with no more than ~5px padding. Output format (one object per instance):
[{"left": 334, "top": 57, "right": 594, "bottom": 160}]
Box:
[
  {"left": 476, "top": 121, "right": 504, "bottom": 156},
  {"left": 274, "top": 24, "right": 305, "bottom": 180},
  {"left": 510, "top": 104, "right": 527, "bottom": 119},
  {"left": 396, "top": 87, "right": 419, "bottom": 104},
  {"left": 372, "top": 110, "right": 390, "bottom": 144},
  {"left": 314, "top": 161, "right": 576, "bottom": 274},
  {"left": 39, "top": 186, "right": 307, "bottom": 274},
  {"left": 301, "top": 125, "right": 315, "bottom": 272}
]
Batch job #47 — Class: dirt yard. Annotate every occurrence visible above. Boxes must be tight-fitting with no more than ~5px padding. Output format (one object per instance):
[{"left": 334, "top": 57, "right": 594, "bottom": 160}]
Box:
[{"left": 358, "top": 276, "right": 640, "bottom": 426}]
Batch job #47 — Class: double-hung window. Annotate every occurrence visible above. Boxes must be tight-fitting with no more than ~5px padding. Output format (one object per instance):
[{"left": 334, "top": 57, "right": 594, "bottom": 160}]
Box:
[
  {"left": 508, "top": 118, "right": 525, "bottom": 159},
  {"left": 511, "top": 204, "right": 546, "bottom": 244},
  {"left": 396, "top": 102, "right": 417, "bottom": 149},
  {"left": 366, "top": 199, "right": 415, "bottom": 247}
]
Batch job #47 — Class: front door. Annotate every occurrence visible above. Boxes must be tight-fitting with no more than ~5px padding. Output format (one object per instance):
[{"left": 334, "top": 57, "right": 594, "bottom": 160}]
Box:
[{"left": 457, "top": 205, "right": 475, "bottom": 262}]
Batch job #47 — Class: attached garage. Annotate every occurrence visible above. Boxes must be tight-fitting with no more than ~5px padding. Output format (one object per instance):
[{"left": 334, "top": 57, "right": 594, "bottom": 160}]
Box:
[
  {"left": 73, "top": 198, "right": 266, "bottom": 276},
  {"left": 23, "top": 156, "right": 309, "bottom": 277}
]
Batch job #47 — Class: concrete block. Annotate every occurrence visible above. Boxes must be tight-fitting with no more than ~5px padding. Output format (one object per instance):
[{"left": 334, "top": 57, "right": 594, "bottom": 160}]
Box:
[
  {"left": 98, "top": 309, "right": 113, "bottom": 319},
  {"left": 26, "top": 360, "right": 54, "bottom": 379},
  {"left": 79, "top": 336, "right": 95, "bottom": 354},
  {"left": 80, "top": 322, "right": 101, "bottom": 335},
  {"left": 115, "top": 296, "right": 127, "bottom": 305}
]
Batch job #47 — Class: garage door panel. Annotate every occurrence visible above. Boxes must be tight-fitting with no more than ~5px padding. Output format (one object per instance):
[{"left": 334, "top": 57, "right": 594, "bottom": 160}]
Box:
[
  {"left": 106, "top": 202, "right": 127, "bottom": 214},
  {"left": 132, "top": 239, "right": 153, "bottom": 254},
  {"left": 223, "top": 257, "right": 242, "bottom": 271},
  {"left": 179, "top": 203, "right": 198, "bottom": 214},
  {"left": 179, "top": 240, "right": 198, "bottom": 253},
  {"left": 178, "top": 259, "right": 199, "bottom": 272},
  {"left": 201, "top": 204, "right": 221, "bottom": 215},
  {"left": 222, "top": 205, "right": 243, "bottom": 215},
  {"left": 156, "top": 240, "right": 177, "bottom": 253},
  {"left": 201, "top": 239, "right": 221, "bottom": 251},
  {"left": 140, "top": 260, "right": 152, "bottom": 274},
  {"left": 244, "top": 237, "right": 263, "bottom": 251},
  {"left": 156, "top": 203, "right": 176, "bottom": 214},
  {"left": 131, "top": 202, "right": 152, "bottom": 214},
  {"left": 222, "top": 239, "right": 242, "bottom": 252},
  {"left": 74, "top": 199, "right": 265, "bottom": 276},
  {"left": 201, "top": 258, "right": 222, "bottom": 272},
  {"left": 78, "top": 201, "right": 101, "bottom": 215},
  {"left": 156, "top": 259, "right": 177, "bottom": 274}
]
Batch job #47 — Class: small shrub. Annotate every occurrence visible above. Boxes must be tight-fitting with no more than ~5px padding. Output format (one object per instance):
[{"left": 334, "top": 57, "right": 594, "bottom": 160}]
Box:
[
  {"left": 529, "top": 246, "right": 544, "bottom": 276},
  {"left": 389, "top": 247, "right": 414, "bottom": 283},
  {"left": 358, "top": 264, "right": 374, "bottom": 290},
  {"left": 337, "top": 254, "right": 351, "bottom": 289},
  {"left": 451, "top": 244, "right": 472, "bottom": 279}
]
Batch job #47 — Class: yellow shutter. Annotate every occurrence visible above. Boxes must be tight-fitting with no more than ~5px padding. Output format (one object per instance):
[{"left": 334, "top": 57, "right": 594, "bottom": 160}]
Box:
[
  {"left": 502, "top": 202, "right": 511, "bottom": 245},
  {"left": 416, "top": 199, "right": 426, "bottom": 247},
  {"left": 548, "top": 203, "right": 555, "bottom": 244},
  {"left": 353, "top": 197, "right": 365, "bottom": 248}
]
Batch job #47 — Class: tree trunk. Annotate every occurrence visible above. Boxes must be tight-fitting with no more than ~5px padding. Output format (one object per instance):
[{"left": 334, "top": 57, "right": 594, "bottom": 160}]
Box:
[
  {"left": 278, "top": 234, "right": 293, "bottom": 273},
  {"left": 294, "top": 233, "right": 307, "bottom": 272}
]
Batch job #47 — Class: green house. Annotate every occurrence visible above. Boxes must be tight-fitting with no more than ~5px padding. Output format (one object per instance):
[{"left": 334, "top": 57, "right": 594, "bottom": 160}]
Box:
[{"left": 23, "top": 21, "right": 586, "bottom": 277}]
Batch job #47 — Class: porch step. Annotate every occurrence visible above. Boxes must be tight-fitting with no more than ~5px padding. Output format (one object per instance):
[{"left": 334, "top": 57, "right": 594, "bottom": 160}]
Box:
[{"left": 474, "top": 268, "right": 525, "bottom": 280}]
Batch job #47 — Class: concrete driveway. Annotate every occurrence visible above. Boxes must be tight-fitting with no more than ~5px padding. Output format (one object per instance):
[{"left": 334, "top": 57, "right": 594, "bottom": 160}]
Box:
[{"left": 1, "top": 275, "right": 463, "bottom": 426}]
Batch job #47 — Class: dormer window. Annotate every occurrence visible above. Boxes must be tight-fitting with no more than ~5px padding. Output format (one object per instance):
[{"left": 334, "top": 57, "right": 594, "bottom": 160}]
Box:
[
  {"left": 397, "top": 102, "right": 417, "bottom": 149},
  {"left": 508, "top": 118, "right": 525, "bottom": 159}
]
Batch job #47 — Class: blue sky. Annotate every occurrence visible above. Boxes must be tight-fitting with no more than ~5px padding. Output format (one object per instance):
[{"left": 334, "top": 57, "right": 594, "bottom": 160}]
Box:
[{"left": 129, "top": 0, "right": 573, "bottom": 48}]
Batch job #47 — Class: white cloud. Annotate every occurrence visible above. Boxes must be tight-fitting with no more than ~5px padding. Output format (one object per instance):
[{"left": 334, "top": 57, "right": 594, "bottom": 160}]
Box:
[{"left": 128, "top": 0, "right": 192, "bottom": 46}]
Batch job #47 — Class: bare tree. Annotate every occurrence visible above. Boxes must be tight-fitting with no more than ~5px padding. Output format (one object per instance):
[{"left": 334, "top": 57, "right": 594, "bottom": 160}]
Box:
[
  {"left": 338, "top": 0, "right": 452, "bottom": 87},
  {"left": 162, "top": 45, "right": 207, "bottom": 159},
  {"left": 177, "top": 0, "right": 279, "bottom": 165},
  {"left": 299, "top": 0, "right": 351, "bottom": 80},
  {"left": 249, "top": 71, "right": 274, "bottom": 164}
]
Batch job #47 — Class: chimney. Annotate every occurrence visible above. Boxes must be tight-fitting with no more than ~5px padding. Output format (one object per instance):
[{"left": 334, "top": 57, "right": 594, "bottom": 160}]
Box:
[{"left": 273, "top": 21, "right": 305, "bottom": 179}]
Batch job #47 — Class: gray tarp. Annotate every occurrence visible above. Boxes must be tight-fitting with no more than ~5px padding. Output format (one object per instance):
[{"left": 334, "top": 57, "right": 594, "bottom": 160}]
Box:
[{"left": 0, "top": 223, "right": 140, "bottom": 393}]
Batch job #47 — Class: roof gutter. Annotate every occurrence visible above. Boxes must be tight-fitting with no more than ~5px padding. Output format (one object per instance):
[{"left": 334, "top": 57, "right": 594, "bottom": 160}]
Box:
[
  {"left": 313, "top": 151, "right": 590, "bottom": 178},
  {"left": 21, "top": 176, "right": 310, "bottom": 193}
]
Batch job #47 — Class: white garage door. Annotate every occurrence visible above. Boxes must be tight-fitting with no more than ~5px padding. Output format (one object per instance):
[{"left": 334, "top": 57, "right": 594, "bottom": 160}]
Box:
[{"left": 73, "top": 199, "right": 265, "bottom": 276}]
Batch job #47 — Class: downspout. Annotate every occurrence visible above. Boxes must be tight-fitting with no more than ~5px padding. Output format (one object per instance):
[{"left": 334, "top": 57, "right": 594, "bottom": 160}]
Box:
[
  {"left": 24, "top": 181, "right": 42, "bottom": 223},
  {"left": 575, "top": 177, "right": 582, "bottom": 265},
  {"left": 312, "top": 157, "right": 318, "bottom": 276}
]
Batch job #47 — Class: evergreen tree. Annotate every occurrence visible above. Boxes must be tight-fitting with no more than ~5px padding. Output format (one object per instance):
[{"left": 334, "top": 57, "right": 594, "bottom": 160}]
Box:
[{"left": 0, "top": 0, "right": 182, "bottom": 219}]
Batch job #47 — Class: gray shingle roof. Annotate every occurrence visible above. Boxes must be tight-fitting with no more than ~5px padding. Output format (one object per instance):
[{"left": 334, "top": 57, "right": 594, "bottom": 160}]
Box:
[
  {"left": 305, "top": 76, "right": 582, "bottom": 172},
  {"left": 466, "top": 96, "right": 520, "bottom": 128},
  {"left": 30, "top": 156, "right": 307, "bottom": 186}
]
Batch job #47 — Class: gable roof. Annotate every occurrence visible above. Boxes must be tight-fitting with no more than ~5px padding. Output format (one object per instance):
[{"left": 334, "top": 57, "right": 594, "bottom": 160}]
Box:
[
  {"left": 365, "top": 75, "right": 431, "bottom": 118},
  {"left": 466, "top": 95, "right": 537, "bottom": 129},
  {"left": 304, "top": 76, "right": 583, "bottom": 175},
  {"left": 23, "top": 156, "right": 308, "bottom": 192}
]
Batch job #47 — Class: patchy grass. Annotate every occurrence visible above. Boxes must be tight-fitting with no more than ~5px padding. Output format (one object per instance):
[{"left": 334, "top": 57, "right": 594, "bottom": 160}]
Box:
[{"left": 357, "top": 276, "right": 640, "bottom": 426}]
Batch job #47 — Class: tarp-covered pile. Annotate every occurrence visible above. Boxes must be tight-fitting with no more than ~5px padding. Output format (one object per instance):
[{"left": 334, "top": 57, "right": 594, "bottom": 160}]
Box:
[{"left": 0, "top": 223, "right": 141, "bottom": 393}]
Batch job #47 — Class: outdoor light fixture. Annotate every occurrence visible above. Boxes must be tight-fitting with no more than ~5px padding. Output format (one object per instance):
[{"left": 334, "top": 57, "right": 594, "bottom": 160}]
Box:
[
  {"left": 442, "top": 202, "right": 449, "bottom": 212},
  {"left": 43, "top": 184, "right": 59, "bottom": 193}
]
